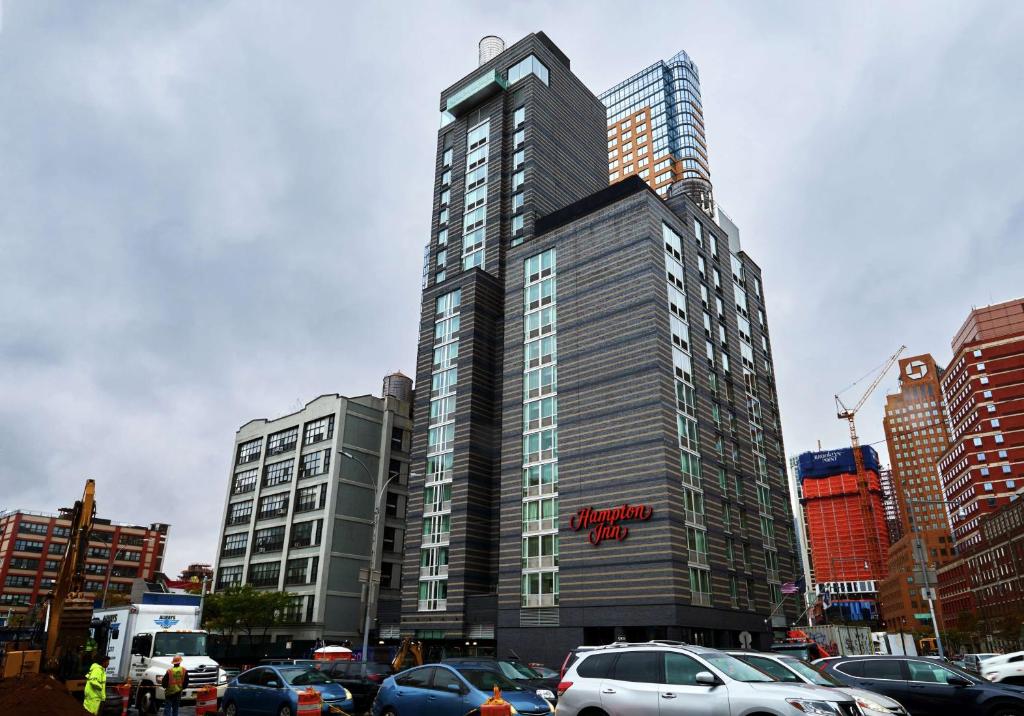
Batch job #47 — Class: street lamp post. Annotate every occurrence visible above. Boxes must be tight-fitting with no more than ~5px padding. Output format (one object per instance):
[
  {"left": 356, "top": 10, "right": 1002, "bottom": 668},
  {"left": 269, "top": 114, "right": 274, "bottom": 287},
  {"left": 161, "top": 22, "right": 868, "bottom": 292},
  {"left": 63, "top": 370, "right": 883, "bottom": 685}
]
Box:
[
  {"left": 340, "top": 450, "right": 404, "bottom": 679},
  {"left": 905, "top": 497, "right": 954, "bottom": 659}
]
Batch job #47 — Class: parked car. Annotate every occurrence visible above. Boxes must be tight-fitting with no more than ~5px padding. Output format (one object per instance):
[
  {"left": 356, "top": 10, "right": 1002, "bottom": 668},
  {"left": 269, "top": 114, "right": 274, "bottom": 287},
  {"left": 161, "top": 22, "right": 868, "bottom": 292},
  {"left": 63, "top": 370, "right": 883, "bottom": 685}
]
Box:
[
  {"left": 441, "top": 657, "right": 559, "bottom": 702},
  {"left": 816, "top": 654, "right": 1024, "bottom": 716},
  {"left": 984, "top": 652, "right": 1024, "bottom": 684},
  {"left": 371, "top": 663, "right": 554, "bottom": 715},
  {"left": 556, "top": 641, "right": 860, "bottom": 716},
  {"left": 315, "top": 660, "right": 395, "bottom": 711},
  {"left": 727, "top": 650, "right": 907, "bottom": 716},
  {"left": 222, "top": 664, "right": 354, "bottom": 716},
  {"left": 964, "top": 653, "right": 1002, "bottom": 674}
]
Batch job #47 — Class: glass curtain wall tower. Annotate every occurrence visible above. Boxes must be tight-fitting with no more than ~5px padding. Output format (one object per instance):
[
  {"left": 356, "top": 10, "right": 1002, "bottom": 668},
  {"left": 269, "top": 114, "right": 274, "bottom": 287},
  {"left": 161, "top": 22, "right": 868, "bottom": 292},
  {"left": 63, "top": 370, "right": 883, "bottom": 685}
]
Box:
[{"left": 600, "top": 51, "right": 713, "bottom": 213}]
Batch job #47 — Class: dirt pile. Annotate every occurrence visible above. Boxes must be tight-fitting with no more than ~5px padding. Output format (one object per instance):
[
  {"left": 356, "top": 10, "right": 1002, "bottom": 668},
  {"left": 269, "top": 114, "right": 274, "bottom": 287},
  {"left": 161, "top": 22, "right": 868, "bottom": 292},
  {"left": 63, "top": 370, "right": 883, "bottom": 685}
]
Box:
[{"left": 0, "top": 672, "right": 85, "bottom": 716}]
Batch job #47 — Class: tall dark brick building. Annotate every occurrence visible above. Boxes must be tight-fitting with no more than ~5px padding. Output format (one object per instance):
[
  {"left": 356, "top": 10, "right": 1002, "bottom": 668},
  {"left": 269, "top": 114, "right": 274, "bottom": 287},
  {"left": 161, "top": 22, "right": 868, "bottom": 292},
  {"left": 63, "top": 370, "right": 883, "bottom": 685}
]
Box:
[{"left": 401, "top": 33, "right": 799, "bottom": 663}]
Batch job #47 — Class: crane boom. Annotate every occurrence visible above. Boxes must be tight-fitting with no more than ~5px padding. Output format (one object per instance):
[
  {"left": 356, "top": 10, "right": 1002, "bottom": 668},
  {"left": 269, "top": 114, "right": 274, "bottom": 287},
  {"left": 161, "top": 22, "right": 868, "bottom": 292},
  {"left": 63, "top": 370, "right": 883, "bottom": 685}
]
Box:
[{"left": 834, "top": 346, "right": 905, "bottom": 581}]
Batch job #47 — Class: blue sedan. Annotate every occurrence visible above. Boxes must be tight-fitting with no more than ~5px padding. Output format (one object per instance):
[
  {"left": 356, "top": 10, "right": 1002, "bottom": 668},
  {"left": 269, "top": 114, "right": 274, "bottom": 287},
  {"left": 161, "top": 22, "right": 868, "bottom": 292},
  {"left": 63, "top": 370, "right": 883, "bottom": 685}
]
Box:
[
  {"left": 223, "top": 665, "right": 354, "bottom": 716},
  {"left": 372, "top": 663, "right": 553, "bottom": 716}
]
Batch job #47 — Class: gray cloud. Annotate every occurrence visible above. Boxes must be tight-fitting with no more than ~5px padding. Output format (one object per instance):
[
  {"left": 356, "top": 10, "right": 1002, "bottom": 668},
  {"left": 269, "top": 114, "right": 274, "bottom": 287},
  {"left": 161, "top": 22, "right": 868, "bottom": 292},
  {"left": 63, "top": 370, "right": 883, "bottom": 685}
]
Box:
[{"left": 2, "top": 0, "right": 1023, "bottom": 573}]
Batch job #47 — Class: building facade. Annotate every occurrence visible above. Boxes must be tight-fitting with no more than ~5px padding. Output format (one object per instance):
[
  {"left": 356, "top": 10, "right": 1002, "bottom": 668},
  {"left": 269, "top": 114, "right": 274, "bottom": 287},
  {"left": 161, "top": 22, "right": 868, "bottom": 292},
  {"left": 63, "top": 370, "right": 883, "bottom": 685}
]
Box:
[
  {"left": 877, "top": 354, "right": 957, "bottom": 631},
  {"left": 796, "top": 447, "right": 889, "bottom": 623},
  {"left": 0, "top": 509, "right": 167, "bottom": 618},
  {"left": 599, "top": 50, "right": 713, "bottom": 212},
  {"left": 402, "top": 33, "right": 799, "bottom": 665},
  {"left": 213, "top": 391, "right": 412, "bottom": 649},
  {"left": 938, "top": 298, "right": 1024, "bottom": 549}
]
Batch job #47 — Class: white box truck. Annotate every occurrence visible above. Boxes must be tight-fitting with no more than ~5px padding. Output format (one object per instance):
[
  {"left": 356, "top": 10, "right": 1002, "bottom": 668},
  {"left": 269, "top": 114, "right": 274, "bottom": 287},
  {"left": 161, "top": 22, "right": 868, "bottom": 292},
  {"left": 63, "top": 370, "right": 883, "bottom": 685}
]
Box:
[{"left": 94, "top": 596, "right": 227, "bottom": 713}]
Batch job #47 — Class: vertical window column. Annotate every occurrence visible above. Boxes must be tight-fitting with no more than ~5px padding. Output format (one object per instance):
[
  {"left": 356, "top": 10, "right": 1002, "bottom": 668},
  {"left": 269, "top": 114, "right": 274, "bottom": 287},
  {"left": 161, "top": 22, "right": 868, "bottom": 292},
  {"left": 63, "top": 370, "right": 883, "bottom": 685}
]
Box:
[
  {"left": 418, "top": 288, "right": 460, "bottom": 612},
  {"left": 462, "top": 119, "right": 490, "bottom": 270},
  {"left": 522, "top": 249, "right": 559, "bottom": 609}
]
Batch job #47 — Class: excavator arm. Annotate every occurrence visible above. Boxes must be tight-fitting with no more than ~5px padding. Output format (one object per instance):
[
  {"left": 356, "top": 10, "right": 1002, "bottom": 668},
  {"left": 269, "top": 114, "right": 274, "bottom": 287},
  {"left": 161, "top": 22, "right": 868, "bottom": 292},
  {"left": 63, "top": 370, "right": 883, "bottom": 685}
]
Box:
[
  {"left": 390, "top": 638, "right": 424, "bottom": 672},
  {"left": 45, "top": 479, "right": 97, "bottom": 680}
]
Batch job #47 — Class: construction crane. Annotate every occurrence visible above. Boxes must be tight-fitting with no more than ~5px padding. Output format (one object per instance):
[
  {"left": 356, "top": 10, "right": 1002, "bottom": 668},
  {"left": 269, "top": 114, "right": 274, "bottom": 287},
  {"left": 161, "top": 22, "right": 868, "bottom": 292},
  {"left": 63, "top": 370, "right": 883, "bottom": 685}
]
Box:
[{"left": 835, "top": 345, "right": 906, "bottom": 578}]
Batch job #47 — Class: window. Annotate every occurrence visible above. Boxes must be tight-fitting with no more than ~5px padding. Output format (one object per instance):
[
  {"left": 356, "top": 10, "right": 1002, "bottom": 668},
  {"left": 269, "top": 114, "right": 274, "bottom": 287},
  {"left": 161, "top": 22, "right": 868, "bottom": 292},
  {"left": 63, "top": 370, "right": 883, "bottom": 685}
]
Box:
[
  {"left": 19, "top": 522, "right": 48, "bottom": 536},
  {"left": 512, "top": 170, "right": 524, "bottom": 190},
  {"left": 514, "top": 106, "right": 525, "bottom": 127},
  {"left": 906, "top": 660, "right": 960, "bottom": 684},
  {"left": 508, "top": 54, "right": 549, "bottom": 85},
  {"left": 291, "top": 520, "right": 322, "bottom": 549},
  {"left": 237, "top": 438, "right": 262, "bottom": 465},
  {"left": 267, "top": 427, "right": 299, "bottom": 456},
  {"left": 257, "top": 493, "right": 289, "bottom": 519},
  {"left": 253, "top": 526, "right": 285, "bottom": 553},
  {"left": 513, "top": 149, "right": 525, "bottom": 169},
  {"left": 221, "top": 532, "right": 247, "bottom": 557},
  {"left": 233, "top": 468, "right": 257, "bottom": 494},
  {"left": 441, "top": 169, "right": 451, "bottom": 186},
  {"left": 578, "top": 653, "right": 617, "bottom": 679},
  {"left": 301, "top": 450, "right": 330, "bottom": 478},
  {"left": 264, "top": 460, "right": 294, "bottom": 487},
  {"left": 304, "top": 415, "right": 334, "bottom": 445},
  {"left": 611, "top": 651, "right": 661, "bottom": 682},
  {"left": 442, "top": 148, "right": 453, "bottom": 167},
  {"left": 859, "top": 660, "right": 904, "bottom": 680},
  {"left": 248, "top": 561, "right": 280, "bottom": 588},
  {"left": 512, "top": 215, "right": 524, "bottom": 234},
  {"left": 512, "top": 192, "right": 524, "bottom": 212},
  {"left": 226, "top": 500, "right": 253, "bottom": 526},
  {"left": 296, "top": 485, "right": 324, "bottom": 512}
]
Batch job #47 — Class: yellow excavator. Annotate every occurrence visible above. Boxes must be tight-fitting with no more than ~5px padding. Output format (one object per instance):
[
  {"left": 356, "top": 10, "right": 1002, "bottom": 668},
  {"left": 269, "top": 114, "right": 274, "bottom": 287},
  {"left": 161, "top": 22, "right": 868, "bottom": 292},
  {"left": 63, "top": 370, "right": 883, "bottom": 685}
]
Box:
[
  {"left": 390, "top": 638, "right": 424, "bottom": 672},
  {"left": 43, "top": 479, "right": 99, "bottom": 692}
]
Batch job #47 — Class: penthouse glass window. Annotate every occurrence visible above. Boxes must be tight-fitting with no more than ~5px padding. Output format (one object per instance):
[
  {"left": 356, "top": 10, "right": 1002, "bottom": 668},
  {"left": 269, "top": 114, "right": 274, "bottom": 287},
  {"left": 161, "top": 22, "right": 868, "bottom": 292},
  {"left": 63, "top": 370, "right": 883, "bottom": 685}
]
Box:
[
  {"left": 248, "top": 561, "right": 280, "bottom": 588},
  {"left": 233, "top": 468, "right": 258, "bottom": 494},
  {"left": 507, "top": 54, "right": 549, "bottom": 85},
  {"left": 257, "top": 493, "right": 289, "bottom": 519},
  {"left": 304, "top": 415, "right": 334, "bottom": 445},
  {"left": 264, "top": 460, "right": 294, "bottom": 487},
  {"left": 267, "top": 427, "right": 299, "bottom": 456},
  {"left": 237, "top": 438, "right": 262, "bottom": 465}
]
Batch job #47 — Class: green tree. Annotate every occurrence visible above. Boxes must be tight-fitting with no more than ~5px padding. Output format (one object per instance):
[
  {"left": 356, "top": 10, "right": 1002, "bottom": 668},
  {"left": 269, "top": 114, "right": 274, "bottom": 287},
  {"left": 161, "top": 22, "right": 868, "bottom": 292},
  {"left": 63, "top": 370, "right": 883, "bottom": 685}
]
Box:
[{"left": 203, "top": 585, "right": 295, "bottom": 644}]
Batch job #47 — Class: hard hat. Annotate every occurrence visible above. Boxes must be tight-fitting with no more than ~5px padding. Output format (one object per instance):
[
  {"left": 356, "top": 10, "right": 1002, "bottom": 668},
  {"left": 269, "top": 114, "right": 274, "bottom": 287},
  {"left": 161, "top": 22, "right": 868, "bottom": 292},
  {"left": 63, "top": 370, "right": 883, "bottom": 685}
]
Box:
[{"left": 172, "top": 655, "right": 183, "bottom": 664}]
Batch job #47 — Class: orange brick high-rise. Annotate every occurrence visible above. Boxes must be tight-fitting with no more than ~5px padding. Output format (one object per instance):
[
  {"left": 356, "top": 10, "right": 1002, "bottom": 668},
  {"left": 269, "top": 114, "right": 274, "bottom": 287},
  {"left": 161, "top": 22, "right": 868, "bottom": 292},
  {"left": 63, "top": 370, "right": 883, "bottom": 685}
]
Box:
[{"left": 797, "top": 446, "right": 890, "bottom": 622}]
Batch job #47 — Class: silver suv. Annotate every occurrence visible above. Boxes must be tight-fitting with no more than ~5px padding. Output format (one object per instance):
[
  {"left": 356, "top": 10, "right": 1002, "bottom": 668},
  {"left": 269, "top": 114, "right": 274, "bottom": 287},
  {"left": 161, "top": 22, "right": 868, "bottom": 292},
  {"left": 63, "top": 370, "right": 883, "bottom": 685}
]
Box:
[{"left": 556, "top": 641, "right": 861, "bottom": 716}]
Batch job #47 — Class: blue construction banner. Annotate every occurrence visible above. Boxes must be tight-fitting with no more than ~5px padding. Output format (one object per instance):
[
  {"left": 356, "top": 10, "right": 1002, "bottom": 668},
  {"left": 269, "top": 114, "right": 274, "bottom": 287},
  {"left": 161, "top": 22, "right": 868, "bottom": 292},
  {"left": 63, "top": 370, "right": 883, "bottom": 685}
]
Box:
[{"left": 797, "top": 446, "right": 880, "bottom": 481}]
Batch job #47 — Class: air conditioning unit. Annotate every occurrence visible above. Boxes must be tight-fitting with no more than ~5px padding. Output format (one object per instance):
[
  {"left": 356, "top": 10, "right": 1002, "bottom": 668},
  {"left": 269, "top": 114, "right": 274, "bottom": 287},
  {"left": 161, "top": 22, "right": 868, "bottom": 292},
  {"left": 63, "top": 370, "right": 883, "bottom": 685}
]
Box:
[{"left": 276, "top": 508, "right": 288, "bottom": 516}]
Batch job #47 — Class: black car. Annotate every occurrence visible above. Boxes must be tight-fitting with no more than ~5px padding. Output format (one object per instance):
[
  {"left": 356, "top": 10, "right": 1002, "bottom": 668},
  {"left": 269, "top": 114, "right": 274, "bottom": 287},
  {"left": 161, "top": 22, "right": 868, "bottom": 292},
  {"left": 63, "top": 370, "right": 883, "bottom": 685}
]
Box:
[
  {"left": 816, "top": 654, "right": 1024, "bottom": 716},
  {"left": 316, "top": 659, "right": 394, "bottom": 711},
  {"left": 441, "top": 657, "right": 559, "bottom": 703}
]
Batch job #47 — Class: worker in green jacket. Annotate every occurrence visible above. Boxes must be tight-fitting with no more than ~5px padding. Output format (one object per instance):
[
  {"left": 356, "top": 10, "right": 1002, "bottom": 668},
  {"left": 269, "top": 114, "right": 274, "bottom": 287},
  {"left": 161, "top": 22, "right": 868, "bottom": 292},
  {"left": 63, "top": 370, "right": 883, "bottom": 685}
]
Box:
[{"left": 83, "top": 655, "right": 110, "bottom": 715}]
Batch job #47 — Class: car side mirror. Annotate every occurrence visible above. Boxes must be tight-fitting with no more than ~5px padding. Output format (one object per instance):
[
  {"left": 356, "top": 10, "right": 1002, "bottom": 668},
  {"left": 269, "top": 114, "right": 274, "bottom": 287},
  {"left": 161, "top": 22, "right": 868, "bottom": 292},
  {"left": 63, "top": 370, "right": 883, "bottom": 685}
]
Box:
[
  {"left": 446, "top": 683, "right": 463, "bottom": 693},
  {"left": 948, "top": 676, "right": 972, "bottom": 687},
  {"left": 266, "top": 680, "right": 280, "bottom": 688},
  {"left": 695, "top": 671, "right": 719, "bottom": 686}
]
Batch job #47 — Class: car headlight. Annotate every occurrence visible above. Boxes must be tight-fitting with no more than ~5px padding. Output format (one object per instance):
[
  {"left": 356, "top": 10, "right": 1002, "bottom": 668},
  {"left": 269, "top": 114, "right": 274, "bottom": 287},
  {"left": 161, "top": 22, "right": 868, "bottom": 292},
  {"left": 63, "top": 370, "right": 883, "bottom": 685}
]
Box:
[
  {"left": 855, "top": 695, "right": 895, "bottom": 713},
  {"left": 217, "top": 669, "right": 228, "bottom": 685},
  {"left": 536, "top": 688, "right": 555, "bottom": 700},
  {"left": 344, "top": 688, "right": 352, "bottom": 700},
  {"left": 787, "top": 699, "right": 842, "bottom": 715}
]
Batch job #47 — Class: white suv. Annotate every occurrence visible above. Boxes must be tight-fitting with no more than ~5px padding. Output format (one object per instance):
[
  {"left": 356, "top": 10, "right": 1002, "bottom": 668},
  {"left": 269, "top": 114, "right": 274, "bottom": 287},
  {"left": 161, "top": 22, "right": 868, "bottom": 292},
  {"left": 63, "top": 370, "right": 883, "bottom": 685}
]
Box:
[{"left": 556, "top": 642, "right": 862, "bottom": 716}]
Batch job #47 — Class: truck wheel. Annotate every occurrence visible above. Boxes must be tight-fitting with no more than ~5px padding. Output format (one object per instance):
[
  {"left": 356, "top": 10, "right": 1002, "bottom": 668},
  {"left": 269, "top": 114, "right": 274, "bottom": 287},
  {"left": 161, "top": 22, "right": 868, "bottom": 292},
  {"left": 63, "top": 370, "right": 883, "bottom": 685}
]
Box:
[{"left": 137, "top": 687, "right": 160, "bottom": 715}]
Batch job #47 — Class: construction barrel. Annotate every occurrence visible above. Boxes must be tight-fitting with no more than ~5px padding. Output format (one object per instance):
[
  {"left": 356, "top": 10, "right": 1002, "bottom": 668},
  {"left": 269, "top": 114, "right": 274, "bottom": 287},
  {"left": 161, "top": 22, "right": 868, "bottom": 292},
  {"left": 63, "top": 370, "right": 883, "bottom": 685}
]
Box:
[
  {"left": 116, "top": 683, "right": 131, "bottom": 716},
  {"left": 297, "top": 687, "right": 323, "bottom": 715},
  {"left": 195, "top": 685, "right": 219, "bottom": 715},
  {"left": 480, "top": 685, "right": 512, "bottom": 716}
]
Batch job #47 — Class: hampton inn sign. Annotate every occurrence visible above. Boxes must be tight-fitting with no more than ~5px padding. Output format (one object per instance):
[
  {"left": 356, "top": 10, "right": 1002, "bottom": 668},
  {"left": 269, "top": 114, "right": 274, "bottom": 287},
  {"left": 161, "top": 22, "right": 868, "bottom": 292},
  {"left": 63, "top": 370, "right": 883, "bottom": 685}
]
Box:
[{"left": 569, "top": 503, "right": 653, "bottom": 545}]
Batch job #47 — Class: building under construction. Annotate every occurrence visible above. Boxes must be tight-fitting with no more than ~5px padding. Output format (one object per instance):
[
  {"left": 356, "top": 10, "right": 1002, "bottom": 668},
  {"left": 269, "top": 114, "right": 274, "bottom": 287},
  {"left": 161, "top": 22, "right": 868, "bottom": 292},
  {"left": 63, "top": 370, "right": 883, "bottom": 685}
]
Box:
[{"left": 797, "top": 446, "right": 890, "bottom": 623}]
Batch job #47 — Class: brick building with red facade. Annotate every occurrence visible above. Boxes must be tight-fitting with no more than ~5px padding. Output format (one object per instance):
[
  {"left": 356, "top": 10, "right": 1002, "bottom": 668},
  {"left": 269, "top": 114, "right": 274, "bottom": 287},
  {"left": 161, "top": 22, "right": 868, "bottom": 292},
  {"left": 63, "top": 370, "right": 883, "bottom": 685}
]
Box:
[
  {"left": 0, "top": 508, "right": 168, "bottom": 619},
  {"left": 935, "top": 297, "right": 1024, "bottom": 632}
]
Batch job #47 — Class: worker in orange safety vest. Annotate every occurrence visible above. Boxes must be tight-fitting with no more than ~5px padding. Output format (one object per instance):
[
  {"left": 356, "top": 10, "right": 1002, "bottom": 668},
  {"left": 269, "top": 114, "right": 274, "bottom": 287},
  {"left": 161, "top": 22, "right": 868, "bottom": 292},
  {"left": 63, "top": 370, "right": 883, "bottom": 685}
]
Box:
[{"left": 161, "top": 654, "right": 190, "bottom": 716}]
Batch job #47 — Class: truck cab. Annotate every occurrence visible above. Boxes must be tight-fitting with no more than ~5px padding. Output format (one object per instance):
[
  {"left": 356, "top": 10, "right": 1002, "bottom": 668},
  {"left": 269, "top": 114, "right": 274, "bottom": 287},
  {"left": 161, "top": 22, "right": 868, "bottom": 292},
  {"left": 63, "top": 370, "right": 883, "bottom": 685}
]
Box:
[{"left": 130, "top": 629, "right": 227, "bottom": 712}]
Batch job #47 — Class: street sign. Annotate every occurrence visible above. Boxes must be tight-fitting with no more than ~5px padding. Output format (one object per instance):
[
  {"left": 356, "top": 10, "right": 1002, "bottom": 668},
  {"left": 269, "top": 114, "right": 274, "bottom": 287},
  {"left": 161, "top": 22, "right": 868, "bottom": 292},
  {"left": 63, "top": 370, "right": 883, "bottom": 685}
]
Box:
[
  {"left": 920, "top": 587, "right": 936, "bottom": 601},
  {"left": 739, "top": 631, "right": 753, "bottom": 649}
]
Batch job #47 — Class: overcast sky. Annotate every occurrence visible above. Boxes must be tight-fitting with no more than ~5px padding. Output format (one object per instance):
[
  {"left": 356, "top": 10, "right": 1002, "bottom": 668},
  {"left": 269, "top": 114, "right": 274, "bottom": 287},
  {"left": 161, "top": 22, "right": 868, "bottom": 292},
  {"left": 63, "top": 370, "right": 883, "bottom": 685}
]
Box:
[{"left": 2, "top": 1, "right": 1023, "bottom": 576}]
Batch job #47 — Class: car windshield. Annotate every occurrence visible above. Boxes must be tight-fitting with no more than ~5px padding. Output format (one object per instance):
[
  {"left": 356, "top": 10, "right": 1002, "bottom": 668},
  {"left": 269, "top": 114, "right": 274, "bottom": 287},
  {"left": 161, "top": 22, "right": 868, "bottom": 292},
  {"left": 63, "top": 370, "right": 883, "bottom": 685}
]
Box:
[
  {"left": 702, "top": 653, "right": 775, "bottom": 682},
  {"left": 500, "top": 661, "right": 542, "bottom": 679},
  {"left": 279, "top": 668, "right": 332, "bottom": 686},
  {"left": 153, "top": 633, "right": 207, "bottom": 657},
  {"left": 781, "top": 657, "right": 844, "bottom": 686},
  {"left": 457, "top": 668, "right": 526, "bottom": 692}
]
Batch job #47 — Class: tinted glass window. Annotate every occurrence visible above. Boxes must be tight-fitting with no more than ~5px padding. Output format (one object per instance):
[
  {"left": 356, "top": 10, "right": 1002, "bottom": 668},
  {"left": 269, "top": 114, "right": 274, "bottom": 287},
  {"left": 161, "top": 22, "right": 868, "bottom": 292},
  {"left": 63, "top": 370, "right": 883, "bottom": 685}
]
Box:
[
  {"left": 781, "top": 657, "right": 844, "bottom": 687},
  {"left": 432, "top": 668, "right": 463, "bottom": 692},
  {"left": 261, "top": 670, "right": 282, "bottom": 686},
  {"left": 280, "top": 668, "right": 331, "bottom": 685},
  {"left": 861, "top": 660, "right": 904, "bottom": 680},
  {"left": 907, "top": 660, "right": 959, "bottom": 684},
  {"left": 744, "top": 656, "right": 800, "bottom": 682},
  {"left": 664, "top": 653, "right": 704, "bottom": 686},
  {"left": 611, "top": 652, "right": 661, "bottom": 683},
  {"left": 578, "top": 653, "right": 616, "bottom": 679},
  {"left": 457, "top": 669, "right": 525, "bottom": 692},
  {"left": 237, "top": 668, "right": 265, "bottom": 685},
  {"left": 396, "top": 667, "right": 434, "bottom": 688},
  {"left": 836, "top": 661, "right": 864, "bottom": 677},
  {"left": 330, "top": 663, "right": 351, "bottom": 677}
]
